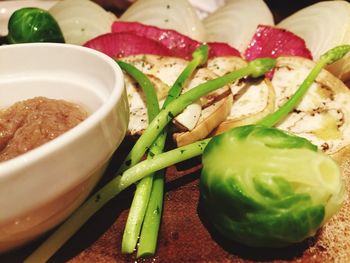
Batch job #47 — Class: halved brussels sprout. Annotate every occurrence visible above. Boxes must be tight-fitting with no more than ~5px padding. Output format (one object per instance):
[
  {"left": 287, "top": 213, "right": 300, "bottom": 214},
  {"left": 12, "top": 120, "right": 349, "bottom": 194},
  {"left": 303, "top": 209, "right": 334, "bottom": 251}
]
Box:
[{"left": 200, "top": 125, "right": 345, "bottom": 247}]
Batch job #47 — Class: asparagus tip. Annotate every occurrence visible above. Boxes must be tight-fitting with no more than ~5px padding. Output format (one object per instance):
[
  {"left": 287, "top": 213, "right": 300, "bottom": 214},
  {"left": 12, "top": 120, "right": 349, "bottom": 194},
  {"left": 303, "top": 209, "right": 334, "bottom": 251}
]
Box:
[
  {"left": 248, "top": 57, "right": 276, "bottom": 78},
  {"left": 193, "top": 44, "right": 209, "bottom": 66},
  {"left": 320, "top": 44, "right": 350, "bottom": 65}
]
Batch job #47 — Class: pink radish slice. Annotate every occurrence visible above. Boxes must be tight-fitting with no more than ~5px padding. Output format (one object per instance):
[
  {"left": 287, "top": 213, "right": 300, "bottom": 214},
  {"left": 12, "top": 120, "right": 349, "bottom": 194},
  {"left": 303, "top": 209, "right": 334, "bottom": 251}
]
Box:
[
  {"left": 83, "top": 32, "right": 172, "bottom": 58},
  {"left": 112, "top": 21, "right": 240, "bottom": 59},
  {"left": 244, "top": 25, "right": 312, "bottom": 61}
]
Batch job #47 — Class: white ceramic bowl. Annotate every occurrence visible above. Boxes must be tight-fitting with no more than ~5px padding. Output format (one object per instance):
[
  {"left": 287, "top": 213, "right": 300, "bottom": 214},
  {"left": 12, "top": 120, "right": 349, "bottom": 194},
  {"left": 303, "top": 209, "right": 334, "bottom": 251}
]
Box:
[{"left": 0, "top": 43, "right": 129, "bottom": 252}]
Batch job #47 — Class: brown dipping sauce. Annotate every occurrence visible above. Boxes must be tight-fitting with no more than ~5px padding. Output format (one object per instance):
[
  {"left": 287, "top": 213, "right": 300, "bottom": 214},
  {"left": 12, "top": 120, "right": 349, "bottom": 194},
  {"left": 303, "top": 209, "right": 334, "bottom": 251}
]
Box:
[{"left": 0, "top": 97, "right": 87, "bottom": 162}]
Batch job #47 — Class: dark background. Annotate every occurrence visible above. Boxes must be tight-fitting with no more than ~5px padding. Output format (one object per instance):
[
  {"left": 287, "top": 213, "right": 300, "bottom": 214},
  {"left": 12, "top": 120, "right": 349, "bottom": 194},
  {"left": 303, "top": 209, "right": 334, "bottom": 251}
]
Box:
[{"left": 264, "top": 0, "right": 335, "bottom": 22}]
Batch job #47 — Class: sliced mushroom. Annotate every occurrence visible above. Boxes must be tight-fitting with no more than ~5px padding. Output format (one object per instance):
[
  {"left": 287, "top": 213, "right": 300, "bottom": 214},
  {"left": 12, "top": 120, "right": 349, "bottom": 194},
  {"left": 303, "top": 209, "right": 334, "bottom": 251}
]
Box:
[
  {"left": 173, "top": 103, "right": 202, "bottom": 131},
  {"left": 172, "top": 57, "right": 247, "bottom": 142},
  {"left": 173, "top": 95, "right": 233, "bottom": 146},
  {"left": 173, "top": 67, "right": 230, "bottom": 131}
]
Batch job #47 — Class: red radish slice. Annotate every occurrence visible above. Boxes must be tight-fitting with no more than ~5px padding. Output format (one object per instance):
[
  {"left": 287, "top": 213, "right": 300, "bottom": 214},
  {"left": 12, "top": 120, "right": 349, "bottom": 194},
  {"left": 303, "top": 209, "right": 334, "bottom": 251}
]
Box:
[
  {"left": 112, "top": 21, "right": 199, "bottom": 59},
  {"left": 244, "top": 25, "right": 312, "bottom": 61},
  {"left": 208, "top": 42, "right": 241, "bottom": 57},
  {"left": 112, "top": 21, "right": 240, "bottom": 59},
  {"left": 83, "top": 32, "right": 172, "bottom": 58}
]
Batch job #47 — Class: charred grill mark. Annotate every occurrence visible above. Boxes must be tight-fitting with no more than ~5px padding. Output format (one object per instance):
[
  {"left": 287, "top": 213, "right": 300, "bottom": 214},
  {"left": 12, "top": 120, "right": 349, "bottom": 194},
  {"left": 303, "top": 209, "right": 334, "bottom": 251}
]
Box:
[
  {"left": 285, "top": 65, "right": 294, "bottom": 71},
  {"left": 335, "top": 109, "right": 345, "bottom": 128},
  {"left": 321, "top": 142, "right": 330, "bottom": 152},
  {"left": 201, "top": 88, "right": 231, "bottom": 108},
  {"left": 318, "top": 84, "right": 335, "bottom": 101}
]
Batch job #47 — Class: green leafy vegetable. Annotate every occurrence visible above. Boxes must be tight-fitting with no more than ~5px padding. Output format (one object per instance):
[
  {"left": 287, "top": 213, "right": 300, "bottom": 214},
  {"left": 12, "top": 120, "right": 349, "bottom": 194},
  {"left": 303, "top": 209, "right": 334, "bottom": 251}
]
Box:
[{"left": 7, "top": 7, "right": 64, "bottom": 44}]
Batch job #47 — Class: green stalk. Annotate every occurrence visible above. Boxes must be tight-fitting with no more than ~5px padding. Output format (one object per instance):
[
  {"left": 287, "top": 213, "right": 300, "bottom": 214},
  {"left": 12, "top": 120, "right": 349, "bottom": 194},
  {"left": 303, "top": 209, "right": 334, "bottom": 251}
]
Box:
[
  {"left": 162, "top": 44, "right": 209, "bottom": 106},
  {"left": 121, "top": 131, "right": 167, "bottom": 254},
  {"left": 25, "top": 57, "right": 274, "bottom": 262},
  {"left": 137, "top": 170, "right": 164, "bottom": 258},
  {"left": 136, "top": 45, "right": 209, "bottom": 257},
  {"left": 259, "top": 45, "right": 350, "bottom": 127},
  {"left": 117, "top": 61, "right": 160, "bottom": 254},
  {"left": 118, "top": 139, "right": 211, "bottom": 190},
  {"left": 117, "top": 61, "right": 160, "bottom": 121},
  {"left": 24, "top": 139, "right": 210, "bottom": 263},
  {"left": 121, "top": 137, "right": 161, "bottom": 254},
  {"left": 121, "top": 45, "right": 209, "bottom": 254}
]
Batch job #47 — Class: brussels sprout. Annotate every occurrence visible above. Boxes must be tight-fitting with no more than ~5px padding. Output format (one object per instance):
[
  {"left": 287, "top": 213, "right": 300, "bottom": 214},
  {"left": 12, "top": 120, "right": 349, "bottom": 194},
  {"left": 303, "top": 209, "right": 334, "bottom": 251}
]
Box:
[
  {"left": 7, "top": 7, "right": 64, "bottom": 44},
  {"left": 200, "top": 125, "right": 345, "bottom": 247}
]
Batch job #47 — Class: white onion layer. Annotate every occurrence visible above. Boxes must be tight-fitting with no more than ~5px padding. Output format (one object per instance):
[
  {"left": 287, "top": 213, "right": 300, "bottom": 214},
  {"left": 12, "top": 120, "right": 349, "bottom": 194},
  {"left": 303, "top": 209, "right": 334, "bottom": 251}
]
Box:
[
  {"left": 203, "top": 0, "right": 274, "bottom": 53},
  {"left": 278, "top": 1, "right": 350, "bottom": 81},
  {"left": 120, "top": 0, "right": 205, "bottom": 41},
  {"left": 49, "top": 0, "right": 117, "bottom": 45}
]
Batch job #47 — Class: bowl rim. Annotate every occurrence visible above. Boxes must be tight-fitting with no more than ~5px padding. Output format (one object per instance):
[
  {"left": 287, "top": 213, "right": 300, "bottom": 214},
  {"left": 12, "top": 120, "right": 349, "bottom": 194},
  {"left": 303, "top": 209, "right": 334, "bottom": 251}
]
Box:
[{"left": 0, "top": 42, "right": 126, "bottom": 176}]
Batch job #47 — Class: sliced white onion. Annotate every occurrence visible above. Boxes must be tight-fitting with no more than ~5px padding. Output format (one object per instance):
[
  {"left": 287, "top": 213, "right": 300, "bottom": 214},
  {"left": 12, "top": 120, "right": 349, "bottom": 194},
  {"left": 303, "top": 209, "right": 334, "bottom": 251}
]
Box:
[
  {"left": 49, "top": 0, "right": 117, "bottom": 45},
  {"left": 203, "top": 0, "right": 274, "bottom": 53},
  {"left": 278, "top": 1, "right": 350, "bottom": 81},
  {"left": 120, "top": 0, "right": 205, "bottom": 41}
]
